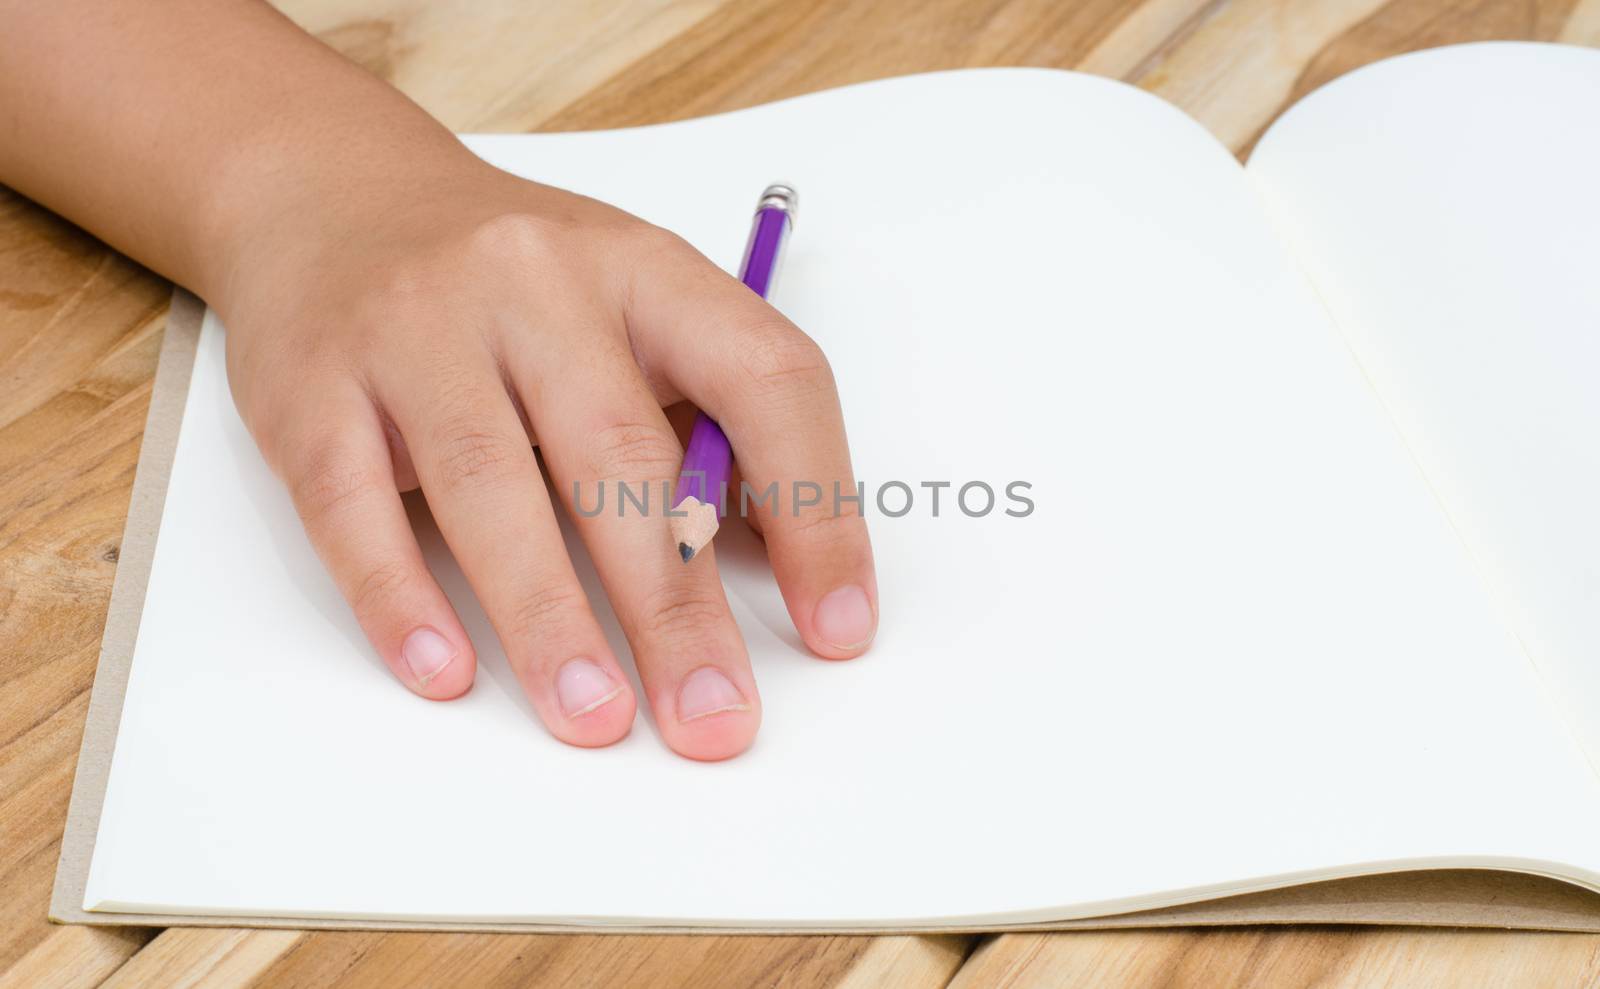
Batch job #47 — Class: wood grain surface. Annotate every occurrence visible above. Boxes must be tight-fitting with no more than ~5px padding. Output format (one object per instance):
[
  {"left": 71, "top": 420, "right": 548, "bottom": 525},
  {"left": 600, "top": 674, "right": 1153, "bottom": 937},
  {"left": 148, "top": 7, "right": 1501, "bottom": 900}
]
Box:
[{"left": 3, "top": 1, "right": 1598, "bottom": 985}]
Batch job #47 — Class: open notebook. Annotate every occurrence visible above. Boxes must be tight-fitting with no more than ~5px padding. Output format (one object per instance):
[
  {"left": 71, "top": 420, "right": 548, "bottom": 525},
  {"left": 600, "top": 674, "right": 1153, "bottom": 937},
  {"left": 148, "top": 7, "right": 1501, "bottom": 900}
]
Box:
[{"left": 54, "top": 42, "right": 1600, "bottom": 931}]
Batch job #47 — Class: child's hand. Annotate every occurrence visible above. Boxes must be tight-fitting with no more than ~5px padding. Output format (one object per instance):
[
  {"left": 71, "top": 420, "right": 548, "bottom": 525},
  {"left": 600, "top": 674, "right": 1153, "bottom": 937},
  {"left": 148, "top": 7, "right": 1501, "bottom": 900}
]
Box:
[
  {"left": 214, "top": 161, "right": 877, "bottom": 760},
  {"left": 0, "top": 0, "right": 877, "bottom": 760}
]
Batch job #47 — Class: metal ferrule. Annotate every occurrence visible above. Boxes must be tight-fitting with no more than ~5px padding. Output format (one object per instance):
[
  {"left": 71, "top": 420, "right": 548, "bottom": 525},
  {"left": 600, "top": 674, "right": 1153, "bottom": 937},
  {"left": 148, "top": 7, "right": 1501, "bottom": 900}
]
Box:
[{"left": 757, "top": 183, "right": 798, "bottom": 223}]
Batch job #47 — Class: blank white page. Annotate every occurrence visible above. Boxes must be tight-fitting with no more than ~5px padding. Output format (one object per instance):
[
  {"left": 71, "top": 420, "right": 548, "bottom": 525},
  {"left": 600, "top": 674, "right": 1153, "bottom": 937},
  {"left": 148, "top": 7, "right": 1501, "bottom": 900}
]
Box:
[
  {"left": 86, "top": 68, "right": 1600, "bottom": 926},
  {"left": 1249, "top": 43, "right": 1600, "bottom": 772}
]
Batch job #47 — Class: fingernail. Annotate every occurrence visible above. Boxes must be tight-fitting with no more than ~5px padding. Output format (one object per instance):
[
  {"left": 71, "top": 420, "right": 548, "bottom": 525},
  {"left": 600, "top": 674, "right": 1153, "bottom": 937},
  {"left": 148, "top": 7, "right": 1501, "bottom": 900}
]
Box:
[
  {"left": 401, "top": 626, "right": 456, "bottom": 687},
  {"left": 677, "top": 666, "right": 749, "bottom": 723},
  {"left": 812, "top": 584, "right": 875, "bottom": 650},
  {"left": 556, "top": 658, "right": 624, "bottom": 718}
]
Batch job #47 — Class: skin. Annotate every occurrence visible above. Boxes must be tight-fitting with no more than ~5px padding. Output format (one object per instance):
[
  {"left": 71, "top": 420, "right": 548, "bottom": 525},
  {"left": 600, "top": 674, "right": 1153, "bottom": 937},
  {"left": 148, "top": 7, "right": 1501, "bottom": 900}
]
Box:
[{"left": 0, "top": 0, "right": 878, "bottom": 760}]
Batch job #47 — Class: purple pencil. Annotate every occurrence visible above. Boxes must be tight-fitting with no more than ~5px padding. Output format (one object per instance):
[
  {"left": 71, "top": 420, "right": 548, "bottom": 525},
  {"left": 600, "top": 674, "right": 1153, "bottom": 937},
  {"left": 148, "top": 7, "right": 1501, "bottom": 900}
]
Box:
[{"left": 671, "top": 183, "right": 797, "bottom": 563}]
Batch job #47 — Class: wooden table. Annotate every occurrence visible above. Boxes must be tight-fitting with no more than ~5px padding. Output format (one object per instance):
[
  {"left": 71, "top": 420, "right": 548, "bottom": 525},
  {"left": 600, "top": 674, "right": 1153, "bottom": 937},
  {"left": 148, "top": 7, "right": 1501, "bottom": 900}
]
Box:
[{"left": 5, "top": 1, "right": 1600, "bottom": 985}]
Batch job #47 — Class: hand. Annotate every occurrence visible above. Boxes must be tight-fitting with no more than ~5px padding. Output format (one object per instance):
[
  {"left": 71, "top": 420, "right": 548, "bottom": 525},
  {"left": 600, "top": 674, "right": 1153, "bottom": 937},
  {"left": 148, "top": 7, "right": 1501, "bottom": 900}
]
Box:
[{"left": 214, "top": 155, "right": 877, "bottom": 761}]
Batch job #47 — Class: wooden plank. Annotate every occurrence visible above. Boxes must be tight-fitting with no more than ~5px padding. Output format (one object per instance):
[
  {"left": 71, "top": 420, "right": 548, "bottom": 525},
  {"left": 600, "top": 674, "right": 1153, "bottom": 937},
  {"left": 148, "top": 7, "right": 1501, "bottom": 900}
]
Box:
[
  {"left": 0, "top": 927, "right": 150, "bottom": 989},
  {"left": 184, "top": 933, "right": 971, "bottom": 989},
  {"left": 1124, "top": 0, "right": 1395, "bottom": 153},
  {"left": 1561, "top": 0, "right": 1600, "bottom": 42},
  {"left": 0, "top": 192, "right": 166, "bottom": 436},
  {"left": 0, "top": 182, "right": 166, "bottom": 979},
  {"left": 1074, "top": 0, "right": 1225, "bottom": 82},
  {"left": 950, "top": 928, "right": 1600, "bottom": 988},
  {"left": 834, "top": 935, "right": 971, "bottom": 989},
  {"left": 276, "top": 0, "right": 726, "bottom": 132},
  {"left": 539, "top": 0, "right": 1152, "bottom": 131},
  {"left": 98, "top": 931, "right": 304, "bottom": 989}
]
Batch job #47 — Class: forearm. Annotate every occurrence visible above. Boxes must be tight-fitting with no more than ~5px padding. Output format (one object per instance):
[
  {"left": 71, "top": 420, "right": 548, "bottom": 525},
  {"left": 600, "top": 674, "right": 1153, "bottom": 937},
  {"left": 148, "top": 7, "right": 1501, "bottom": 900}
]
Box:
[{"left": 0, "top": 0, "right": 479, "bottom": 302}]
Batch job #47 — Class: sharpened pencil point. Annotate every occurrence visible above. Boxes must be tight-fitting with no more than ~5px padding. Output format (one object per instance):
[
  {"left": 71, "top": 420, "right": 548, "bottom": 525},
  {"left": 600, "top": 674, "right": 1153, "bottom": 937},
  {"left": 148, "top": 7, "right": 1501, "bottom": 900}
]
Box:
[{"left": 670, "top": 496, "right": 720, "bottom": 564}]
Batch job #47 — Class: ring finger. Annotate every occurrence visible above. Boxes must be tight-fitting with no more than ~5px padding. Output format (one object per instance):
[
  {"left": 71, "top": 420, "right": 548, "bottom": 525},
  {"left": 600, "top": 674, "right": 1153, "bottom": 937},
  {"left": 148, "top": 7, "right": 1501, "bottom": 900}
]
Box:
[{"left": 381, "top": 346, "right": 638, "bottom": 747}]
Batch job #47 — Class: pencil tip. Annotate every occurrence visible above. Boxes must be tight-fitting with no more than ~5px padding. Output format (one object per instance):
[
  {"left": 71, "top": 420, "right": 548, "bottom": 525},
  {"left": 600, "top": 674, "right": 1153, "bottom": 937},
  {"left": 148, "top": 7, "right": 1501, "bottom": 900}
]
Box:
[{"left": 678, "top": 543, "right": 695, "bottom": 564}]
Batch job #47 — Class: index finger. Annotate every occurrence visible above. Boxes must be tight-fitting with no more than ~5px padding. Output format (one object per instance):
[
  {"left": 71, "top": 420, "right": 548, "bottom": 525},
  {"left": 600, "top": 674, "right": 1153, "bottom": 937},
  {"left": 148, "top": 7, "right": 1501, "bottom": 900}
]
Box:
[{"left": 628, "top": 241, "right": 878, "bottom": 660}]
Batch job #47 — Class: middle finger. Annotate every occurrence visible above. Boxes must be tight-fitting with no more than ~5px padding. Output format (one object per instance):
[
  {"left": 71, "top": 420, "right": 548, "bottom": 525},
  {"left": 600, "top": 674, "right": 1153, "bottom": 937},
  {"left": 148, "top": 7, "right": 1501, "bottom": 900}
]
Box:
[{"left": 508, "top": 326, "right": 762, "bottom": 761}]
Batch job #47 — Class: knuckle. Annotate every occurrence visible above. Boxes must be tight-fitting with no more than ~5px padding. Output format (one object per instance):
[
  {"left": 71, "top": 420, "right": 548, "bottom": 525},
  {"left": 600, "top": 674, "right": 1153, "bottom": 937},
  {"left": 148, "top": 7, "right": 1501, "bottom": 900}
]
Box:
[
  {"left": 464, "top": 212, "right": 596, "bottom": 279},
  {"left": 730, "top": 323, "right": 834, "bottom": 401},
  {"left": 632, "top": 222, "right": 690, "bottom": 257},
  {"left": 416, "top": 348, "right": 481, "bottom": 400},
  {"left": 582, "top": 419, "right": 681, "bottom": 480},
  {"left": 468, "top": 212, "right": 556, "bottom": 259},
  {"left": 350, "top": 215, "right": 578, "bottom": 326},
  {"left": 789, "top": 506, "right": 861, "bottom": 538},
  {"left": 290, "top": 441, "right": 381, "bottom": 528},
  {"left": 429, "top": 418, "right": 528, "bottom": 493},
  {"left": 638, "top": 587, "right": 728, "bottom": 641},
  {"left": 349, "top": 560, "right": 416, "bottom": 624},
  {"left": 504, "top": 582, "right": 588, "bottom": 645}
]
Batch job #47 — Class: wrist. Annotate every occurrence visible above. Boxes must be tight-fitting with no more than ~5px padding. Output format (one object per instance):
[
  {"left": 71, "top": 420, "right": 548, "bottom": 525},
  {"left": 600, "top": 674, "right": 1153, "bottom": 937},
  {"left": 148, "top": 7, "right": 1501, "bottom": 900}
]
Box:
[{"left": 189, "top": 113, "right": 491, "bottom": 317}]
